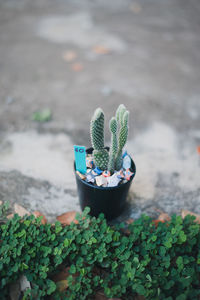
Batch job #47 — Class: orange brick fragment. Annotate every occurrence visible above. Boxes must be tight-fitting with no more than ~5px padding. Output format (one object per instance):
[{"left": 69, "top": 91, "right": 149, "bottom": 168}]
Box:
[
  {"left": 56, "top": 211, "right": 79, "bottom": 226},
  {"left": 93, "top": 45, "right": 110, "bottom": 55},
  {"left": 152, "top": 219, "right": 165, "bottom": 227},
  {"left": 181, "top": 210, "right": 200, "bottom": 224},
  {"left": 33, "top": 211, "right": 47, "bottom": 224},
  {"left": 71, "top": 62, "right": 83, "bottom": 72},
  {"left": 157, "top": 213, "right": 171, "bottom": 222},
  {"left": 63, "top": 50, "right": 77, "bottom": 62}
]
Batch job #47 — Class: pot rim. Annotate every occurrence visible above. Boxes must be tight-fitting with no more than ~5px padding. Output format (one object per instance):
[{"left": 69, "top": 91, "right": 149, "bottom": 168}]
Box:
[{"left": 74, "top": 147, "right": 136, "bottom": 190}]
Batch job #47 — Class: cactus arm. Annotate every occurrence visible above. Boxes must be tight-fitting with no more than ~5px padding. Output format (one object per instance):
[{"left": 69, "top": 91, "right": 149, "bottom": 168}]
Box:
[
  {"left": 119, "top": 111, "right": 129, "bottom": 149},
  {"left": 123, "top": 110, "right": 129, "bottom": 127},
  {"left": 90, "top": 108, "right": 109, "bottom": 170},
  {"left": 90, "top": 108, "right": 105, "bottom": 150},
  {"left": 116, "top": 104, "right": 126, "bottom": 126},
  {"left": 115, "top": 150, "right": 123, "bottom": 171},
  {"left": 115, "top": 108, "right": 129, "bottom": 171},
  {"left": 116, "top": 105, "right": 121, "bottom": 122},
  {"left": 108, "top": 117, "right": 118, "bottom": 173}
]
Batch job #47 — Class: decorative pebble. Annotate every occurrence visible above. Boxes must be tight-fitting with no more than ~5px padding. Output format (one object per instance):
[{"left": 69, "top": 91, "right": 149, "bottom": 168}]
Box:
[
  {"left": 86, "top": 157, "right": 94, "bottom": 168},
  {"left": 122, "top": 151, "right": 128, "bottom": 158},
  {"left": 102, "top": 170, "right": 111, "bottom": 177},
  {"left": 76, "top": 171, "right": 86, "bottom": 180},
  {"left": 91, "top": 170, "right": 97, "bottom": 175},
  {"left": 124, "top": 169, "right": 134, "bottom": 181},
  {"left": 95, "top": 175, "right": 108, "bottom": 187},
  {"left": 120, "top": 169, "right": 125, "bottom": 178},
  {"left": 107, "top": 173, "right": 121, "bottom": 187},
  {"left": 81, "top": 152, "right": 133, "bottom": 187},
  {"left": 86, "top": 172, "right": 95, "bottom": 183},
  {"left": 123, "top": 154, "right": 131, "bottom": 169},
  {"left": 116, "top": 169, "right": 125, "bottom": 179},
  {"left": 93, "top": 167, "right": 103, "bottom": 175}
]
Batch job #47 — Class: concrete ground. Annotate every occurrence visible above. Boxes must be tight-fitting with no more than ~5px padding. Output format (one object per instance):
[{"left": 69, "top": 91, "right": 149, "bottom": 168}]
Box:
[{"left": 0, "top": 0, "right": 199, "bottom": 222}]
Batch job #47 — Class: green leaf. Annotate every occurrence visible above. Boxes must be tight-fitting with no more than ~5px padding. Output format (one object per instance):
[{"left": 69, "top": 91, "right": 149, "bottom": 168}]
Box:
[
  {"left": 32, "top": 109, "right": 52, "bottom": 122},
  {"left": 176, "top": 294, "right": 187, "bottom": 300},
  {"left": 136, "top": 284, "right": 146, "bottom": 295},
  {"left": 152, "top": 235, "right": 157, "bottom": 242},
  {"left": 159, "top": 246, "right": 166, "bottom": 257},
  {"left": 64, "top": 238, "right": 69, "bottom": 247},
  {"left": 178, "top": 231, "right": 187, "bottom": 243},
  {"left": 176, "top": 256, "right": 184, "bottom": 270},
  {"left": 146, "top": 274, "right": 152, "bottom": 282},
  {"left": 1, "top": 204, "right": 200, "bottom": 300},
  {"left": 46, "top": 280, "right": 56, "bottom": 295},
  {"left": 70, "top": 265, "right": 76, "bottom": 274}
]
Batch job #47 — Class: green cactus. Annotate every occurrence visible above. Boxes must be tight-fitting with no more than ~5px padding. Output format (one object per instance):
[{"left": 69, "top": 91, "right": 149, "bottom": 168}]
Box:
[
  {"left": 90, "top": 105, "right": 129, "bottom": 172},
  {"left": 93, "top": 149, "right": 109, "bottom": 170},
  {"left": 90, "top": 108, "right": 104, "bottom": 150},
  {"left": 115, "top": 107, "right": 129, "bottom": 171},
  {"left": 90, "top": 108, "right": 109, "bottom": 170},
  {"left": 116, "top": 104, "right": 126, "bottom": 126},
  {"left": 108, "top": 117, "right": 118, "bottom": 173}
]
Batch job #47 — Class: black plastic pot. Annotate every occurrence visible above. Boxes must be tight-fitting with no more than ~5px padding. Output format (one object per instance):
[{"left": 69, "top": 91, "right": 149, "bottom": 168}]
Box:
[{"left": 74, "top": 147, "right": 136, "bottom": 220}]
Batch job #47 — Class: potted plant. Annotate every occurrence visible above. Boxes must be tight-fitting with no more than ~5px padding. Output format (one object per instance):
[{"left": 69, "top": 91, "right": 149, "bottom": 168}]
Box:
[{"left": 74, "top": 104, "right": 136, "bottom": 220}]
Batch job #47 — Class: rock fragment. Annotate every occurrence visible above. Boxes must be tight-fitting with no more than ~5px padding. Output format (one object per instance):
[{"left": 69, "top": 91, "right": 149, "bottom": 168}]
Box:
[
  {"left": 33, "top": 211, "right": 47, "bottom": 224},
  {"left": 56, "top": 211, "right": 79, "bottom": 225},
  {"left": 20, "top": 275, "right": 31, "bottom": 292},
  {"left": 14, "top": 204, "right": 30, "bottom": 217},
  {"left": 95, "top": 175, "right": 107, "bottom": 187},
  {"left": 181, "top": 210, "right": 200, "bottom": 224},
  {"left": 158, "top": 213, "right": 171, "bottom": 222}
]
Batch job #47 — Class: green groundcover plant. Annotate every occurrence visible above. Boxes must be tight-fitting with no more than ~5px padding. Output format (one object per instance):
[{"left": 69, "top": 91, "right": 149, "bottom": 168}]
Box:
[{"left": 0, "top": 204, "right": 200, "bottom": 300}]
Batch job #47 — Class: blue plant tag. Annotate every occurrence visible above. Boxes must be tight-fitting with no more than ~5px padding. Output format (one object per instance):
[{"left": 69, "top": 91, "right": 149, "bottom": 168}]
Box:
[{"left": 74, "top": 145, "right": 87, "bottom": 174}]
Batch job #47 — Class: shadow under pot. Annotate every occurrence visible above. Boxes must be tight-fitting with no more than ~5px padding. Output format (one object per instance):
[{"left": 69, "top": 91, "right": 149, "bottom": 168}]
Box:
[{"left": 74, "top": 147, "right": 136, "bottom": 221}]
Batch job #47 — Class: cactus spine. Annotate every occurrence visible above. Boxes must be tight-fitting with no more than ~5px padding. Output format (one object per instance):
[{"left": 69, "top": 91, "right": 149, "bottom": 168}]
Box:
[
  {"left": 115, "top": 105, "right": 129, "bottom": 171},
  {"left": 108, "top": 117, "right": 118, "bottom": 173},
  {"left": 90, "top": 108, "right": 109, "bottom": 170}
]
